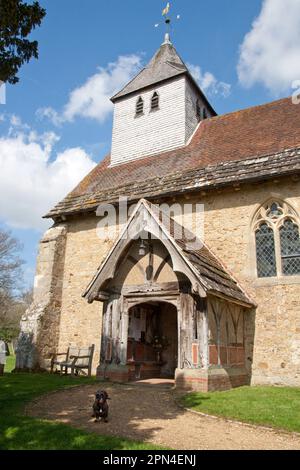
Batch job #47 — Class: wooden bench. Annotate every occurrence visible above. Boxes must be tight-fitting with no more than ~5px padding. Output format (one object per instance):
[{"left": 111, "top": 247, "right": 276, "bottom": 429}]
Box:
[{"left": 50, "top": 345, "right": 95, "bottom": 377}]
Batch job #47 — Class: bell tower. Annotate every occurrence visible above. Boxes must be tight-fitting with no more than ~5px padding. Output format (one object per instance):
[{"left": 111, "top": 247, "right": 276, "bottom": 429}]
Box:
[{"left": 110, "top": 12, "right": 216, "bottom": 166}]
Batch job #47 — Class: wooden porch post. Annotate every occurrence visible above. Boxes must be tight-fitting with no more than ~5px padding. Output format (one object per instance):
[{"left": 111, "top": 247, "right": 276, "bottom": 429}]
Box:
[
  {"left": 120, "top": 299, "right": 129, "bottom": 365},
  {"left": 179, "top": 292, "right": 194, "bottom": 368},
  {"left": 177, "top": 297, "right": 182, "bottom": 369},
  {"left": 201, "top": 301, "right": 209, "bottom": 369}
]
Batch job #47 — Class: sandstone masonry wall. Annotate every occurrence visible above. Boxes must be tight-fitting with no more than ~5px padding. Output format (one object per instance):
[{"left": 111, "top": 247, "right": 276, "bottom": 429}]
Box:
[
  {"left": 56, "top": 216, "right": 115, "bottom": 373},
  {"left": 20, "top": 176, "right": 300, "bottom": 385},
  {"left": 16, "top": 225, "right": 67, "bottom": 370}
]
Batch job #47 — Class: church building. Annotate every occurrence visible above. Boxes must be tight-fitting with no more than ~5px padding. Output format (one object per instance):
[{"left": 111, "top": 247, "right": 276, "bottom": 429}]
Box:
[{"left": 16, "top": 32, "right": 300, "bottom": 391}]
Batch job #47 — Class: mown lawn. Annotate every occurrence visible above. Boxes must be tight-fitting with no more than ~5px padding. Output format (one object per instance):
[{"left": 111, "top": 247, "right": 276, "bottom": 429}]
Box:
[
  {"left": 0, "top": 363, "right": 163, "bottom": 450},
  {"left": 181, "top": 386, "right": 300, "bottom": 433},
  {"left": 5, "top": 354, "right": 16, "bottom": 373}
]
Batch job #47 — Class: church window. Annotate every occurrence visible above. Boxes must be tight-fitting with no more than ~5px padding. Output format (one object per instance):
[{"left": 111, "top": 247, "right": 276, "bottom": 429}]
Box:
[
  {"left": 280, "top": 219, "right": 300, "bottom": 276},
  {"left": 202, "top": 108, "right": 208, "bottom": 120},
  {"left": 136, "top": 97, "right": 144, "bottom": 116},
  {"left": 253, "top": 200, "right": 300, "bottom": 278},
  {"left": 267, "top": 202, "right": 283, "bottom": 220},
  {"left": 151, "top": 92, "right": 159, "bottom": 110},
  {"left": 255, "top": 224, "right": 277, "bottom": 278}
]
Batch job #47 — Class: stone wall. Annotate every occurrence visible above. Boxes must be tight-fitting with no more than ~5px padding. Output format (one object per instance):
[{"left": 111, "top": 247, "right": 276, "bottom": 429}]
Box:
[
  {"left": 16, "top": 225, "right": 67, "bottom": 370},
  {"left": 193, "top": 178, "right": 300, "bottom": 387},
  {"left": 56, "top": 216, "right": 114, "bottom": 374},
  {"left": 54, "top": 177, "right": 299, "bottom": 384},
  {"left": 19, "top": 176, "right": 300, "bottom": 385}
]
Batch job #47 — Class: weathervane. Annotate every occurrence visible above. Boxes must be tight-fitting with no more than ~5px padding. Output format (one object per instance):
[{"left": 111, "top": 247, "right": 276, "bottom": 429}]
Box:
[{"left": 155, "top": 2, "right": 181, "bottom": 43}]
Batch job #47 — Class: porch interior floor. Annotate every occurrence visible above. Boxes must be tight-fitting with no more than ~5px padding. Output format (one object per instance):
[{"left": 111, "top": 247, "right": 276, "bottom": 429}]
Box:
[{"left": 131, "top": 377, "right": 175, "bottom": 388}]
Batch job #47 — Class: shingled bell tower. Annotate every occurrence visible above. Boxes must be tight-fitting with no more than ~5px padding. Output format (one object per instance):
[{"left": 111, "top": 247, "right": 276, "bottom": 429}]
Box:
[{"left": 110, "top": 32, "right": 216, "bottom": 166}]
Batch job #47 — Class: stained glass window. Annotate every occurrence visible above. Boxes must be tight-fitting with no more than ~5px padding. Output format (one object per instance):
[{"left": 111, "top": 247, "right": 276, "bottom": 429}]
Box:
[
  {"left": 280, "top": 219, "right": 300, "bottom": 276},
  {"left": 255, "top": 223, "right": 277, "bottom": 278}
]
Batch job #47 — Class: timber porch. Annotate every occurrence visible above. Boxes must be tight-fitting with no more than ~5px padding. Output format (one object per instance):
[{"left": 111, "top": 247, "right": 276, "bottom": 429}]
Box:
[{"left": 84, "top": 200, "right": 255, "bottom": 392}]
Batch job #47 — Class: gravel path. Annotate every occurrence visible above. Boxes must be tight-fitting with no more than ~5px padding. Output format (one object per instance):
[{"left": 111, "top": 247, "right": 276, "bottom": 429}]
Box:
[{"left": 26, "top": 383, "right": 300, "bottom": 450}]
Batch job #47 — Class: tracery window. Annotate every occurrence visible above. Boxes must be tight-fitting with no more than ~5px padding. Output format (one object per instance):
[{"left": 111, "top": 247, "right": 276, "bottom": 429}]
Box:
[{"left": 253, "top": 200, "right": 300, "bottom": 278}]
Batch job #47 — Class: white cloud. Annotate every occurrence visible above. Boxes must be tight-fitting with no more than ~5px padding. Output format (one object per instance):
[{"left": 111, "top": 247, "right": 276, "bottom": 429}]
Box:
[
  {"left": 36, "top": 107, "right": 61, "bottom": 127},
  {"left": 0, "top": 122, "right": 96, "bottom": 231},
  {"left": 187, "top": 63, "right": 231, "bottom": 97},
  {"left": 10, "top": 114, "right": 22, "bottom": 127},
  {"left": 238, "top": 0, "right": 300, "bottom": 94},
  {"left": 38, "top": 54, "right": 142, "bottom": 125}
]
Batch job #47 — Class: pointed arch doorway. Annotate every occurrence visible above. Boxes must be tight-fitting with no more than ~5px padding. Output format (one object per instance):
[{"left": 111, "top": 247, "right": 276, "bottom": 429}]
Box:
[{"left": 127, "top": 300, "right": 178, "bottom": 380}]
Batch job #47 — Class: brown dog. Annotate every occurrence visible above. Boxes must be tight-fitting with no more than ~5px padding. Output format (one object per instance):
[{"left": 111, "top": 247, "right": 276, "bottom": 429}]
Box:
[{"left": 92, "top": 390, "right": 110, "bottom": 423}]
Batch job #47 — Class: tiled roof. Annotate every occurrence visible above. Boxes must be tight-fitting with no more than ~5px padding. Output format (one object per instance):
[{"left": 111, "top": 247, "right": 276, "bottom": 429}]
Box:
[
  {"left": 149, "top": 201, "right": 254, "bottom": 306},
  {"left": 46, "top": 97, "right": 300, "bottom": 219}
]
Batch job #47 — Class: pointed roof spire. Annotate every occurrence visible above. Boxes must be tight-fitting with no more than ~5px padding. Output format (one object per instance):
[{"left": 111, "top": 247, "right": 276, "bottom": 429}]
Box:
[{"left": 111, "top": 41, "right": 188, "bottom": 102}]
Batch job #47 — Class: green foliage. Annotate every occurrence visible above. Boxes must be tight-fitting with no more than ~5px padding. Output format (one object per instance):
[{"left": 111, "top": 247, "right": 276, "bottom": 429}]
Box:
[
  {"left": 0, "top": 0, "right": 46, "bottom": 84},
  {"left": 181, "top": 386, "right": 300, "bottom": 433},
  {"left": 0, "top": 229, "right": 31, "bottom": 342},
  {"left": 0, "top": 372, "right": 163, "bottom": 450},
  {"left": 4, "top": 354, "right": 15, "bottom": 372},
  {"left": 0, "top": 327, "right": 19, "bottom": 343}
]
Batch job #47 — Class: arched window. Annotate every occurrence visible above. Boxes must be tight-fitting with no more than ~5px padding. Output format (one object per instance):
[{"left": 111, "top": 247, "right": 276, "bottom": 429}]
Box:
[
  {"left": 151, "top": 92, "right": 159, "bottom": 110},
  {"left": 253, "top": 200, "right": 300, "bottom": 278},
  {"left": 136, "top": 97, "right": 144, "bottom": 116},
  {"left": 255, "top": 223, "right": 277, "bottom": 278},
  {"left": 280, "top": 219, "right": 300, "bottom": 275}
]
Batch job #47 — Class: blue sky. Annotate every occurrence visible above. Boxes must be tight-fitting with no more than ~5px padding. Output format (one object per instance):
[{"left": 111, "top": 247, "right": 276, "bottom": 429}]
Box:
[{"left": 1, "top": 0, "right": 300, "bottom": 291}]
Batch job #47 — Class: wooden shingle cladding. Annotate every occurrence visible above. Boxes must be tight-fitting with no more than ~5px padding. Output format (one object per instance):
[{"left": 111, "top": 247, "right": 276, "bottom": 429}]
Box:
[
  {"left": 83, "top": 199, "right": 254, "bottom": 308},
  {"left": 45, "top": 97, "right": 300, "bottom": 220}
]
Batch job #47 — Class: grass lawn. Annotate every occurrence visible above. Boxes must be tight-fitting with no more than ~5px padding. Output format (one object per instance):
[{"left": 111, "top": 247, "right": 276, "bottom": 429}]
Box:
[
  {"left": 0, "top": 359, "right": 163, "bottom": 450},
  {"left": 5, "top": 354, "right": 16, "bottom": 373},
  {"left": 181, "top": 386, "right": 300, "bottom": 433}
]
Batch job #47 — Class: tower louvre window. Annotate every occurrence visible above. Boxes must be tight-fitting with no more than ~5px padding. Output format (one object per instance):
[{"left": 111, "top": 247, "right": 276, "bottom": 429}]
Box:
[
  {"left": 136, "top": 97, "right": 144, "bottom": 116},
  {"left": 196, "top": 100, "right": 201, "bottom": 121},
  {"left": 151, "top": 92, "right": 159, "bottom": 110},
  {"left": 202, "top": 108, "right": 207, "bottom": 120}
]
